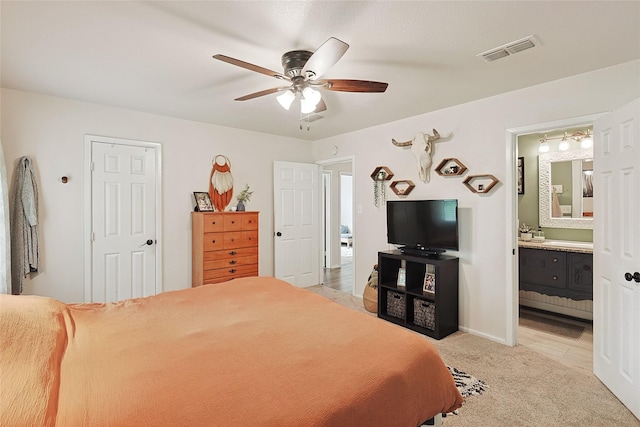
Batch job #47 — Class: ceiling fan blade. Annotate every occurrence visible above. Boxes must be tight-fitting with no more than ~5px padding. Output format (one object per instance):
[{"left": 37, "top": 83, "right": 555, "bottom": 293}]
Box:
[
  {"left": 318, "top": 79, "right": 388, "bottom": 93},
  {"left": 301, "top": 37, "right": 349, "bottom": 80},
  {"left": 213, "top": 54, "right": 290, "bottom": 81},
  {"left": 234, "top": 87, "right": 286, "bottom": 101}
]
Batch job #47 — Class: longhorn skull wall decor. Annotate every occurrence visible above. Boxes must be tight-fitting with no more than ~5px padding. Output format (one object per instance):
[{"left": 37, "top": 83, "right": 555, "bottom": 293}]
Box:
[{"left": 392, "top": 129, "right": 442, "bottom": 183}]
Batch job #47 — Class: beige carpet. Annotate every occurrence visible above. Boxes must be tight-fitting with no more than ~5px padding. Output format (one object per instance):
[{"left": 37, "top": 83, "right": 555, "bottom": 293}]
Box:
[{"left": 307, "top": 285, "right": 639, "bottom": 427}]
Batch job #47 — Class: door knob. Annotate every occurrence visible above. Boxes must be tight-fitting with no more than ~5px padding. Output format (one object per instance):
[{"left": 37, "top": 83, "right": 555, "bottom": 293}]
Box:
[
  {"left": 140, "top": 239, "right": 154, "bottom": 247},
  {"left": 276, "top": 232, "right": 282, "bottom": 237},
  {"left": 624, "top": 272, "right": 640, "bottom": 283}
]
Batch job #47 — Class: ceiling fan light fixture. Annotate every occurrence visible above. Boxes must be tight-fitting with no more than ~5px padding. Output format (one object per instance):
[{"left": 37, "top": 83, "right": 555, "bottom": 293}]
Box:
[
  {"left": 300, "top": 96, "right": 317, "bottom": 114},
  {"left": 302, "top": 87, "right": 322, "bottom": 106},
  {"left": 276, "top": 90, "right": 295, "bottom": 110}
]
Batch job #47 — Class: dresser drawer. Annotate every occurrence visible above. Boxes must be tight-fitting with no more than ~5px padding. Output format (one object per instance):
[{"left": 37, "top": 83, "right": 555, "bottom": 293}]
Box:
[
  {"left": 204, "top": 247, "right": 258, "bottom": 261},
  {"left": 203, "top": 264, "right": 258, "bottom": 283},
  {"left": 519, "top": 248, "right": 566, "bottom": 288},
  {"left": 204, "top": 255, "right": 258, "bottom": 270},
  {"left": 223, "top": 215, "right": 244, "bottom": 231},
  {"left": 203, "top": 233, "right": 225, "bottom": 251},
  {"left": 224, "top": 230, "right": 258, "bottom": 249},
  {"left": 202, "top": 216, "right": 225, "bottom": 233},
  {"left": 242, "top": 214, "right": 259, "bottom": 230}
]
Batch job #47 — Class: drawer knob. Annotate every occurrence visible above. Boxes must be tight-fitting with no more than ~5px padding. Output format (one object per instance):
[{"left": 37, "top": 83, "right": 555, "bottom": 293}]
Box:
[
  {"left": 229, "top": 260, "right": 237, "bottom": 265},
  {"left": 553, "top": 258, "right": 558, "bottom": 262},
  {"left": 553, "top": 276, "right": 558, "bottom": 280},
  {"left": 211, "top": 239, "right": 216, "bottom": 243},
  {"left": 230, "top": 269, "right": 237, "bottom": 273},
  {"left": 229, "top": 251, "right": 237, "bottom": 255}
]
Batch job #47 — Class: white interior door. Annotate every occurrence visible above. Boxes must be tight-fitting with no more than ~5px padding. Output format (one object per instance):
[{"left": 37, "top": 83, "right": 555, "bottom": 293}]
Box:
[
  {"left": 323, "top": 171, "right": 332, "bottom": 268},
  {"left": 593, "top": 98, "right": 640, "bottom": 419},
  {"left": 85, "top": 136, "right": 161, "bottom": 302},
  {"left": 273, "top": 161, "right": 320, "bottom": 287}
]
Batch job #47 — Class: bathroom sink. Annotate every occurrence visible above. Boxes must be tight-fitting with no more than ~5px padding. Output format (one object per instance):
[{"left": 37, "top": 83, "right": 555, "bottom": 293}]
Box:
[{"left": 543, "top": 240, "right": 593, "bottom": 249}]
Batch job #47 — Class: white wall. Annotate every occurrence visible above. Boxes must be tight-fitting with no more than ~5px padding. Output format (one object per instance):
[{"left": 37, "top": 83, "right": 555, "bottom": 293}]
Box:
[
  {"left": 340, "top": 173, "right": 353, "bottom": 232},
  {"left": 1, "top": 88, "right": 313, "bottom": 303},
  {"left": 312, "top": 60, "right": 640, "bottom": 344}
]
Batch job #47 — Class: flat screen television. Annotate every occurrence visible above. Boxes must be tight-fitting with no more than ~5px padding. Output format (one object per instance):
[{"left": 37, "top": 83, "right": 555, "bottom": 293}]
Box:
[{"left": 386, "top": 199, "right": 459, "bottom": 257}]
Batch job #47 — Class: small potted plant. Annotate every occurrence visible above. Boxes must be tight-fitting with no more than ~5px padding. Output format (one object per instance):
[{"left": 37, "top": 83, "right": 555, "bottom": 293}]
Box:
[
  {"left": 519, "top": 222, "right": 533, "bottom": 241},
  {"left": 236, "top": 184, "right": 253, "bottom": 211}
]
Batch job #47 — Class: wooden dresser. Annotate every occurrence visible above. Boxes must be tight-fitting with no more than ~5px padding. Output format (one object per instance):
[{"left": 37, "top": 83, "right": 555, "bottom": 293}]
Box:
[{"left": 191, "top": 211, "right": 259, "bottom": 286}]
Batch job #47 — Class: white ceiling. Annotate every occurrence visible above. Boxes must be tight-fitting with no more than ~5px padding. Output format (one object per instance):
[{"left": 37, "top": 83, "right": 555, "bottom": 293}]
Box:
[{"left": 2, "top": 1, "right": 639, "bottom": 141}]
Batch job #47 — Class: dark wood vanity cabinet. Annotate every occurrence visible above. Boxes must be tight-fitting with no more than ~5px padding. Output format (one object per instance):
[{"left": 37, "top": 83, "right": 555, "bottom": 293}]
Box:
[
  {"left": 567, "top": 252, "right": 593, "bottom": 294},
  {"left": 519, "top": 248, "right": 592, "bottom": 300}
]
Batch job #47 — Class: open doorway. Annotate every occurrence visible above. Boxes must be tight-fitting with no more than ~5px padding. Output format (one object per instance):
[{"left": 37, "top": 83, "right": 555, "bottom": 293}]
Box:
[
  {"left": 507, "top": 113, "right": 602, "bottom": 364},
  {"left": 319, "top": 158, "right": 354, "bottom": 295}
]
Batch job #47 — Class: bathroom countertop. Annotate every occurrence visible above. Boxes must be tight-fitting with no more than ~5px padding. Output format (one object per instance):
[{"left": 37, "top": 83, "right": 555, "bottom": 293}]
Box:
[{"left": 518, "top": 239, "right": 593, "bottom": 254}]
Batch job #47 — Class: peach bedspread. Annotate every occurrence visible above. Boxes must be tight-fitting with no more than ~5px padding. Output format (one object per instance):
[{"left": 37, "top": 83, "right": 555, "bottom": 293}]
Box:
[{"left": 1, "top": 277, "right": 462, "bottom": 426}]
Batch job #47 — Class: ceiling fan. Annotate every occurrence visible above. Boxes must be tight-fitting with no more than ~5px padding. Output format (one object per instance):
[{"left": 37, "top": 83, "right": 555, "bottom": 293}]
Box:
[{"left": 213, "top": 37, "right": 388, "bottom": 116}]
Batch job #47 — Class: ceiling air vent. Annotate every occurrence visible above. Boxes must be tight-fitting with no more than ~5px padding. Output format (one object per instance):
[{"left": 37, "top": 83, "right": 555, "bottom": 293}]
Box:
[{"left": 478, "top": 35, "right": 541, "bottom": 62}]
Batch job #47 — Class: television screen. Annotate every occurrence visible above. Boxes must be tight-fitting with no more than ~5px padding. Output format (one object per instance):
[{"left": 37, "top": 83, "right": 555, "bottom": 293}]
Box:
[{"left": 386, "top": 199, "right": 459, "bottom": 253}]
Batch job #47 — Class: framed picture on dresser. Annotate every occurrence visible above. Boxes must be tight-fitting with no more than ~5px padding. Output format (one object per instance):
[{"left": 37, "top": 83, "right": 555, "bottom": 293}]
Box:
[{"left": 193, "top": 192, "right": 214, "bottom": 212}]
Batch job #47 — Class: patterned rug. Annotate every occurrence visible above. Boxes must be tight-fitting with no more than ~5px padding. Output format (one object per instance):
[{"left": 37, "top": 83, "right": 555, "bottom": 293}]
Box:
[
  {"left": 447, "top": 366, "right": 488, "bottom": 398},
  {"left": 446, "top": 366, "right": 488, "bottom": 417}
]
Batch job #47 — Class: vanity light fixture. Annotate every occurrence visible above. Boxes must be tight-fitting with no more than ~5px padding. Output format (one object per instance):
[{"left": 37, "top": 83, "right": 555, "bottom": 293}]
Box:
[
  {"left": 558, "top": 138, "right": 571, "bottom": 151},
  {"left": 538, "top": 129, "right": 593, "bottom": 153},
  {"left": 538, "top": 137, "right": 551, "bottom": 153}
]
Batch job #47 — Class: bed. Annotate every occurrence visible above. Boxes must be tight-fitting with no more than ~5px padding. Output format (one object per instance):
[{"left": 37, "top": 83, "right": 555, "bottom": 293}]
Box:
[{"left": 0, "top": 276, "right": 463, "bottom": 426}]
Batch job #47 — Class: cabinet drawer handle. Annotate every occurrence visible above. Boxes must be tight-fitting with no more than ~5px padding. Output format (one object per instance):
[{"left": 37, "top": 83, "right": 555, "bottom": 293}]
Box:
[
  {"left": 393, "top": 294, "right": 402, "bottom": 299},
  {"left": 229, "top": 260, "right": 237, "bottom": 265},
  {"left": 229, "top": 269, "right": 237, "bottom": 273},
  {"left": 229, "top": 251, "right": 237, "bottom": 255}
]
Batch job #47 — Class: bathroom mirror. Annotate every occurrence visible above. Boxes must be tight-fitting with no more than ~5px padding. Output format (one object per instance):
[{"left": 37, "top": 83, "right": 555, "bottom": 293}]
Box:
[{"left": 539, "top": 148, "right": 593, "bottom": 229}]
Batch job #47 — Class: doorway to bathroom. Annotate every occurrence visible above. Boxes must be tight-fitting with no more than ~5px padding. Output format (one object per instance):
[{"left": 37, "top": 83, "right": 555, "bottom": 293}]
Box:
[{"left": 515, "top": 122, "right": 595, "bottom": 370}]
